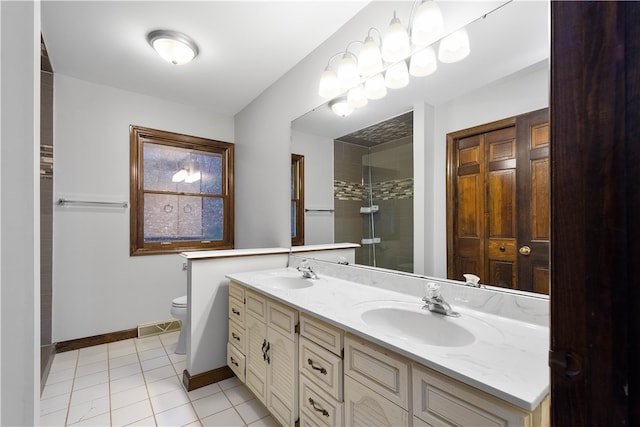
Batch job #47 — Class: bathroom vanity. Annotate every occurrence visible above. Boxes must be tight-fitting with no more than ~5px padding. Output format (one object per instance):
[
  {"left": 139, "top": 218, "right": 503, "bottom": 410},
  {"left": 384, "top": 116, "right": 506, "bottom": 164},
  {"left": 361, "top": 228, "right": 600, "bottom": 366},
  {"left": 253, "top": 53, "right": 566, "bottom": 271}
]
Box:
[{"left": 226, "top": 261, "right": 549, "bottom": 426}]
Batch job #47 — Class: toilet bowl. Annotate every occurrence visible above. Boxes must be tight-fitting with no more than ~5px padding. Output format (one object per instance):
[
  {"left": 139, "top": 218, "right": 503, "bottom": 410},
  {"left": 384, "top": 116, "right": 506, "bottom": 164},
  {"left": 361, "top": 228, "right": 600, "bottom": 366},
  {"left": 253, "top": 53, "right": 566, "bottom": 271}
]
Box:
[{"left": 170, "top": 295, "right": 188, "bottom": 354}]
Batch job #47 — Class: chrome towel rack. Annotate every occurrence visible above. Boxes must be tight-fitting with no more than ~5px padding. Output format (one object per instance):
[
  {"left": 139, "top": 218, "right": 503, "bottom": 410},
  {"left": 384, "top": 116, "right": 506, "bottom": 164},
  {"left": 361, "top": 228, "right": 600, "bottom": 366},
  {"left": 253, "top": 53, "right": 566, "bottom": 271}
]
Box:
[
  {"left": 57, "top": 198, "right": 128, "bottom": 208},
  {"left": 305, "top": 208, "right": 334, "bottom": 213}
]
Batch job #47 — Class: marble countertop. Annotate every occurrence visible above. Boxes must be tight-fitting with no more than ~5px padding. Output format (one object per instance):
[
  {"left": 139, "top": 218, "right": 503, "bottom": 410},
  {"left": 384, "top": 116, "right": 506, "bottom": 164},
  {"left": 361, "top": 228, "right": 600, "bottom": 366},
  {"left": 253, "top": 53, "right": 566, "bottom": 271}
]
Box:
[{"left": 227, "top": 267, "right": 549, "bottom": 411}]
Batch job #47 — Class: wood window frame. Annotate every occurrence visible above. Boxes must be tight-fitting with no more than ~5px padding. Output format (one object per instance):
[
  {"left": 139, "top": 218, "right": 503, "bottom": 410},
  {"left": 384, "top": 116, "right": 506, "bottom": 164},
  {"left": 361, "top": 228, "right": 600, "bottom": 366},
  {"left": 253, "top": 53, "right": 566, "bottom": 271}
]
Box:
[
  {"left": 129, "top": 125, "right": 234, "bottom": 255},
  {"left": 291, "top": 154, "right": 305, "bottom": 246}
]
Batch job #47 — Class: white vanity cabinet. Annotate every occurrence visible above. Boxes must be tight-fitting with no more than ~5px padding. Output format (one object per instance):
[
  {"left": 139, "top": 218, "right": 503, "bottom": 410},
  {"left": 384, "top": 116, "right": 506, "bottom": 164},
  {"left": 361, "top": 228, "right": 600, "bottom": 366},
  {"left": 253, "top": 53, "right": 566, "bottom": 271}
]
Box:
[
  {"left": 226, "top": 281, "right": 246, "bottom": 381},
  {"left": 344, "top": 334, "right": 410, "bottom": 427},
  {"left": 244, "top": 289, "right": 299, "bottom": 427},
  {"left": 227, "top": 278, "right": 549, "bottom": 427},
  {"left": 298, "top": 314, "right": 344, "bottom": 426}
]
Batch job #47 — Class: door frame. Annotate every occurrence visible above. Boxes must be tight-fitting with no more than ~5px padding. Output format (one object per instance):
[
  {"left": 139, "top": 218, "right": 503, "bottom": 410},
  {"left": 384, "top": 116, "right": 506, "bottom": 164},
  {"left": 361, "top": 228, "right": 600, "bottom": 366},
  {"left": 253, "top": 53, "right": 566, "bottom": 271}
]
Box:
[{"left": 550, "top": 2, "right": 639, "bottom": 424}]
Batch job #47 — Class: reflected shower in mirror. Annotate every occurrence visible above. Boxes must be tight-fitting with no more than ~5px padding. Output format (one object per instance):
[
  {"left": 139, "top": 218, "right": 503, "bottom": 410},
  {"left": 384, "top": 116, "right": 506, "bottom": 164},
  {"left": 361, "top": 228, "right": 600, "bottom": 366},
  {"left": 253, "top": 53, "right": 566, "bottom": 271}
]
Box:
[{"left": 291, "top": 0, "right": 550, "bottom": 294}]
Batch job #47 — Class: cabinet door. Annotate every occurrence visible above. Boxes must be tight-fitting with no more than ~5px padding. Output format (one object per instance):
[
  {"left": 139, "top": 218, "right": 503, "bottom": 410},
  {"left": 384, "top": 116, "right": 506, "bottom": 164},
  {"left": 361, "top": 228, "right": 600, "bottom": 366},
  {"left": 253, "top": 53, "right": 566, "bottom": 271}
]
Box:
[
  {"left": 267, "top": 327, "right": 298, "bottom": 427},
  {"left": 245, "top": 314, "right": 267, "bottom": 405},
  {"left": 344, "top": 375, "right": 408, "bottom": 427}
]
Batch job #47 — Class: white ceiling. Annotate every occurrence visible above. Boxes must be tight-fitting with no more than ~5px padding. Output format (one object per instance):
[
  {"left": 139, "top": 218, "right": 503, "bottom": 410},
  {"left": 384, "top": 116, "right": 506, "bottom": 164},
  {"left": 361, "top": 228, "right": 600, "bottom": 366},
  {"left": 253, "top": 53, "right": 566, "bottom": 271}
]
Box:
[{"left": 41, "top": 1, "right": 369, "bottom": 117}]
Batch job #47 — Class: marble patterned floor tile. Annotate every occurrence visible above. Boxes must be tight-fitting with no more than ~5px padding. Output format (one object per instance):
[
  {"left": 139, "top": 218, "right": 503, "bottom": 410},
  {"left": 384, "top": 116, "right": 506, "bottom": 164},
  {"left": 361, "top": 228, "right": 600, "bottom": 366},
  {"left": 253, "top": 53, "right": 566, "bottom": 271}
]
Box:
[
  {"left": 111, "top": 384, "right": 150, "bottom": 410},
  {"left": 234, "top": 399, "right": 269, "bottom": 425},
  {"left": 66, "top": 395, "right": 110, "bottom": 425},
  {"left": 150, "top": 388, "right": 191, "bottom": 414},
  {"left": 154, "top": 402, "right": 198, "bottom": 427},
  {"left": 111, "top": 399, "right": 153, "bottom": 427},
  {"left": 146, "top": 375, "right": 184, "bottom": 398},
  {"left": 191, "top": 391, "right": 232, "bottom": 420},
  {"left": 110, "top": 372, "right": 146, "bottom": 395}
]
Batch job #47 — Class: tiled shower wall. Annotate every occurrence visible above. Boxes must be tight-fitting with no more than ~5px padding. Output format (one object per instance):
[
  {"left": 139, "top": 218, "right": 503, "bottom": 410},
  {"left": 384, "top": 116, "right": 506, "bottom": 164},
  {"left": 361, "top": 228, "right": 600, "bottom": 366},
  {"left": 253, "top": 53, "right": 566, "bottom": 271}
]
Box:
[{"left": 334, "top": 137, "right": 413, "bottom": 272}]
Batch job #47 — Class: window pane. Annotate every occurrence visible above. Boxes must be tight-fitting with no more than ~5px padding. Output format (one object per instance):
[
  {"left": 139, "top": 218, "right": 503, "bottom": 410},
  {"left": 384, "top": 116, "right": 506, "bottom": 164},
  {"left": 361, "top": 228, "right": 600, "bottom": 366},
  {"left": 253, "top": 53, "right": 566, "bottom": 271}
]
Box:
[
  {"left": 144, "top": 194, "right": 224, "bottom": 242},
  {"left": 202, "top": 198, "right": 224, "bottom": 240},
  {"left": 143, "top": 143, "right": 222, "bottom": 194}
]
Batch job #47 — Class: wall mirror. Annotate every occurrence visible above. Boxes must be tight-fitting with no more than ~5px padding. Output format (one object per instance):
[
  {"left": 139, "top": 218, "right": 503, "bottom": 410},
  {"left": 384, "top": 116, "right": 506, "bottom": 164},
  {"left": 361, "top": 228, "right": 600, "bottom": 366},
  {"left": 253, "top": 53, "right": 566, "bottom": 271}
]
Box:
[{"left": 291, "top": 0, "right": 550, "bottom": 294}]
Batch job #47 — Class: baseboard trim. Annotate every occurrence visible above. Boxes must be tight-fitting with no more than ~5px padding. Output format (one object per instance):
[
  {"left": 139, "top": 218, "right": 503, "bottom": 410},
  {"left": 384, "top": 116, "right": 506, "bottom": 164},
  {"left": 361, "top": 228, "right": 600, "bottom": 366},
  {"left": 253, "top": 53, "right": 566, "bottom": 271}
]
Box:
[
  {"left": 182, "top": 366, "right": 235, "bottom": 391},
  {"left": 55, "top": 328, "right": 138, "bottom": 353}
]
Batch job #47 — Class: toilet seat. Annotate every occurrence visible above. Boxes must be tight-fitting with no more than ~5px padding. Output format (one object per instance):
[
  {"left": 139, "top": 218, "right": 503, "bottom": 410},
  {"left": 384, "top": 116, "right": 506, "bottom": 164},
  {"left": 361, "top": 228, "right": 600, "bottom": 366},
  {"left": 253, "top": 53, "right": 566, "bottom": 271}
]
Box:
[{"left": 172, "top": 296, "right": 187, "bottom": 308}]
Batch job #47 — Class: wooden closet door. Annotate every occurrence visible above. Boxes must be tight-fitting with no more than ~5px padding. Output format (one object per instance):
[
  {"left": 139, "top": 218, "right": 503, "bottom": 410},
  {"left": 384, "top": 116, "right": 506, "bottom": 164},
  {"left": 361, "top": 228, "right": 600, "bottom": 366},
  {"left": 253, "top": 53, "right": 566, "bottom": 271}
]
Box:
[
  {"left": 516, "top": 109, "right": 550, "bottom": 293},
  {"left": 485, "top": 126, "right": 518, "bottom": 288},
  {"left": 447, "top": 109, "right": 549, "bottom": 293}
]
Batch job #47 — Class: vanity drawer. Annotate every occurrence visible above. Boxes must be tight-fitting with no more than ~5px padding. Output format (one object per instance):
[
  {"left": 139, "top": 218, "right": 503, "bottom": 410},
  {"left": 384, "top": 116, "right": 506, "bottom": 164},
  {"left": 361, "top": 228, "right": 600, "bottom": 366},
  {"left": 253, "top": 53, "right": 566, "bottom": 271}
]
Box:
[
  {"left": 245, "top": 290, "right": 267, "bottom": 322},
  {"left": 412, "top": 363, "right": 538, "bottom": 426},
  {"left": 300, "top": 313, "right": 343, "bottom": 356},
  {"left": 228, "top": 320, "right": 245, "bottom": 354},
  {"left": 229, "top": 280, "right": 245, "bottom": 302},
  {"left": 267, "top": 299, "right": 298, "bottom": 341},
  {"left": 300, "top": 337, "right": 343, "bottom": 400},
  {"left": 344, "top": 334, "right": 409, "bottom": 410},
  {"left": 227, "top": 342, "right": 245, "bottom": 382},
  {"left": 300, "top": 375, "right": 344, "bottom": 427},
  {"left": 228, "top": 297, "right": 245, "bottom": 328}
]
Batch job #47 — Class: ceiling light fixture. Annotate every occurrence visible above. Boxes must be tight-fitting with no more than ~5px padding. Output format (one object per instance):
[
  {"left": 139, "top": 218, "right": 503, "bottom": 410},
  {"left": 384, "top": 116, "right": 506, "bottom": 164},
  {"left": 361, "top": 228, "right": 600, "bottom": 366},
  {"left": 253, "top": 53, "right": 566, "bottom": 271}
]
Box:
[{"left": 147, "top": 30, "right": 199, "bottom": 65}]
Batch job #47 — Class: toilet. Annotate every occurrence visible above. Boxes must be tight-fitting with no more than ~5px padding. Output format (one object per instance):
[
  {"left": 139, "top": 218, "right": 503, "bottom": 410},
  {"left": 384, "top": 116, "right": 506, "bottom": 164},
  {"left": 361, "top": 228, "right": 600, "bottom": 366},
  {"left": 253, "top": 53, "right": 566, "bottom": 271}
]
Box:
[{"left": 170, "top": 295, "right": 188, "bottom": 354}]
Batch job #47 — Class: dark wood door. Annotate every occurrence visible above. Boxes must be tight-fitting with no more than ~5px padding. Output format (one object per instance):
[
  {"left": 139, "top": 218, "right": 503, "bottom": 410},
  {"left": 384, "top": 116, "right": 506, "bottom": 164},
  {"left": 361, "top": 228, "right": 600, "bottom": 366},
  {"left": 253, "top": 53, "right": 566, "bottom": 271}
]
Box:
[
  {"left": 447, "top": 110, "right": 549, "bottom": 293},
  {"left": 551, "top": 2, "right": 640, "bottom": 425},
  {"left": 517, "top": 109, "right": 550, "bottom": 294}
]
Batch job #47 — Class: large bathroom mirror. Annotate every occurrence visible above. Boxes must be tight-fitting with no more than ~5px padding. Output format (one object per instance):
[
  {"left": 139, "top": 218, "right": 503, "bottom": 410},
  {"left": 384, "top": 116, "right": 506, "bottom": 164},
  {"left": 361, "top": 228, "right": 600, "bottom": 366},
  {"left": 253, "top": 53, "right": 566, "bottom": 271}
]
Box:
[{"left": 291, "top": 0, "right": 549, "bottom": 293}]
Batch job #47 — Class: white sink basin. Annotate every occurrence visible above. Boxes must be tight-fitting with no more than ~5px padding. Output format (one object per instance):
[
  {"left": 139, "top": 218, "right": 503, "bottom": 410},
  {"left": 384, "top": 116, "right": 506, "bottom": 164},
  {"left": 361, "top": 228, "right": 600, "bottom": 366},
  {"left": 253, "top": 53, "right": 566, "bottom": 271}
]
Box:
[
  {"left": 361, "top": 306, "right": 475, "bottom": 347},
  {"left": 261, "top": 276, "right": 314, "bottom": 290}
]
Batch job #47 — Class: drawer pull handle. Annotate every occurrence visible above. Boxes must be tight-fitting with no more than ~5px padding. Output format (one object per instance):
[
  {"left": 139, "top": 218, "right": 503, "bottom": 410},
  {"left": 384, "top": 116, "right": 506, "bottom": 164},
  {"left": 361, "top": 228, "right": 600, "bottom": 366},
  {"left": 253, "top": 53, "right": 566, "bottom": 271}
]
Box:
[
  {"left": 232, "top": 308, "right": 241, "bottom": 316},
  {"left": 262, "top": 339, "right": 267, "bottom": 361},
  {"left": 231, "top": 332, "right": 241, "bottom": 341},
  {"left": 265, "top": 342, "right": 271, "bottom": 364},
  {"left": 229, "top": 356, "right": 239, "bottom": 367},
  {"left": 308, "top": 398, "right": 329, "bottom": 417},
  {"left": 307, "top": 358, "right": 327, "bottom": 375}
]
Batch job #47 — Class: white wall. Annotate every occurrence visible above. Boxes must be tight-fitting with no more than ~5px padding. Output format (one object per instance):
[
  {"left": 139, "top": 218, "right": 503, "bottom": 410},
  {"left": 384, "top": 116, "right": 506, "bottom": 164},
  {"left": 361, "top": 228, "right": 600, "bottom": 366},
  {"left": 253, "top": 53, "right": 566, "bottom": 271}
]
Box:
[
  {"left": 428, "top": 64, "right": 550, "bottom": 277},
  {"left": 0, "top": 1, "right": 40, "bottom": 424},
  {"left": 53, "top": 75, "right": 234, "bottom": 341},
  {"left": 291, "top": 130, "right": 334, "bottom": 245}
]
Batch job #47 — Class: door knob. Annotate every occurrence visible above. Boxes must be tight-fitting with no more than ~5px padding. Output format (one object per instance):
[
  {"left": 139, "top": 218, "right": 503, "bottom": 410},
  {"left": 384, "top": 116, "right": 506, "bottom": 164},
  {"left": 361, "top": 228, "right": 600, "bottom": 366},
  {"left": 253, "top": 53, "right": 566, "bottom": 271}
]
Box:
[{"left": 519, "top": 245, "right": 532, "bottom": 256}]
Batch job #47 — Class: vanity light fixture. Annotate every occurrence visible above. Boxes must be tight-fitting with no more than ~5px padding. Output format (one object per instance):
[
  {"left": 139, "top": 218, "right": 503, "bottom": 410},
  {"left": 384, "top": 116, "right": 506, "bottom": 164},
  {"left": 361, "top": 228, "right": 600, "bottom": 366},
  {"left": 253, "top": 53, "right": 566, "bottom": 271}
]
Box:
[
  {"left": 147, "top": 30, "right": 199, "bottom": 65},
  {"left": 438, "top": 28, "right": 471, "bottom": 63},
  {"left": 329, "top": 96, "right": 354, "bottom": 117},
  {"left": 319, "top": 0, "right": 487, "bottom": 117}
]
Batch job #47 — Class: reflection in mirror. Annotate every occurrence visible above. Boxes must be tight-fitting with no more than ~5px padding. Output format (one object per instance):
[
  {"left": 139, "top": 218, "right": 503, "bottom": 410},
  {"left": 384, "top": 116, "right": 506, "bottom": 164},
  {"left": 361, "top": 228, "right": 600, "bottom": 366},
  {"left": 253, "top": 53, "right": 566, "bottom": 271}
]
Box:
[
  {"left": 334, "top": 112, "right": 414, "bottom": 272},
  {"left": 291, "top": 0, "right": 549, "bottom": 293}
]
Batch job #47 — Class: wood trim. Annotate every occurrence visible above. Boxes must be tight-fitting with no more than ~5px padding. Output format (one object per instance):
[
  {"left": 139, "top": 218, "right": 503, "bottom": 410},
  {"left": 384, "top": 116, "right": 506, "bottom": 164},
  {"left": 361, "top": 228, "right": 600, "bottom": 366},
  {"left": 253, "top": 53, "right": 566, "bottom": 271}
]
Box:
[
  {"left": 55, "top": 328, "right": 138, "bottom": 353},
  {"left": 182, "top": 366, "right": 235, "bottom": 391}
]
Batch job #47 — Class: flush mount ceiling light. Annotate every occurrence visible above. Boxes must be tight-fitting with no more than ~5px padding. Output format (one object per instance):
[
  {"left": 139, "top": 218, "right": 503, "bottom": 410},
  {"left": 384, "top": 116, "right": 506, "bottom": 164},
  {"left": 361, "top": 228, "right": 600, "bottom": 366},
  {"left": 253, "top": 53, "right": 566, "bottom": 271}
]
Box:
[{"left": 147, "top": 30, "right": 199, "bottom": 65}]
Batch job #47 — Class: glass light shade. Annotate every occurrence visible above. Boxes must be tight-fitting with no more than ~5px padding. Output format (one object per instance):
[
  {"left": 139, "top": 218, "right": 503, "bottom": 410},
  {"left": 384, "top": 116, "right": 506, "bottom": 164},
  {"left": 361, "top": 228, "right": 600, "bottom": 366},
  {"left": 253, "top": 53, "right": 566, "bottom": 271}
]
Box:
[
  {"left": 411, "top": 1, "right": 445, "bottom": 47},
  {"left": 364, "top": 73, "right": 388, "bottom": 100},
  {"left": 329, "top": 96, "right": 354, "bottom": 117},
  {"left": 438, "top": 28, "right": 471, "bottom": 63},
  {"left": 318, "top": 66, "right": 340, "bottom": 99},
  {"left": 337, "top": 53, "right": 359, "bottom": 89},
  {"left": 385, "top": 61, "right": 410, "bottom": 89},
  {"left": 410, "top": 46, "right": 438, "bottom": 77},
  {"left": 148, "top": 30, "right": 199, "bottom": 65},
  {"left": 381, "top": 15, "right": 411, "bottom": 63},
  {"left": 347, "top": 85, "right": 368, "bottom": 109},
  {"left": 184, "top": 171, "right": 201, "bottom": 183},
  {"left": 172, "top": 169, "right": 188, "bottom": 183},
  {"left": 358, "top": 36, "right": 383, "bottom": 76}
]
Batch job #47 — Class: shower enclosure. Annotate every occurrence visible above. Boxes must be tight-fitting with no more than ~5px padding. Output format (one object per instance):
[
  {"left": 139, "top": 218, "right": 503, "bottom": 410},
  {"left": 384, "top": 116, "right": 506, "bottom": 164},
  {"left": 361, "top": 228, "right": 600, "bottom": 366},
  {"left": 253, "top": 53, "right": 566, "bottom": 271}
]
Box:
[{"left": 333, "top": 113, "right": 414, "bottom": 272}]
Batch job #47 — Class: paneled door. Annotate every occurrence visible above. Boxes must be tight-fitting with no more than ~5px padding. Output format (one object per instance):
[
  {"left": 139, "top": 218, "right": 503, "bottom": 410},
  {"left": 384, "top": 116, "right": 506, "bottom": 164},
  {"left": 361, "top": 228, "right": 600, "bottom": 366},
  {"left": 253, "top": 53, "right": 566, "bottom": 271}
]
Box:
[{"left": 446, "top": 109, "right": 549, "bottom": 293}]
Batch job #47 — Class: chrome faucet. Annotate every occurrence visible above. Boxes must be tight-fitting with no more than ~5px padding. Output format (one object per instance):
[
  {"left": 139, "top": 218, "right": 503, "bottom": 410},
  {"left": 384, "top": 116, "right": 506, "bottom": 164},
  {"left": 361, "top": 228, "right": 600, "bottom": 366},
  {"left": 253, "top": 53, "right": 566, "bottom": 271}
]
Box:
[
  {"left": 421, "top": 282, "right": 460, "bottom": 317},
  {"left": 297, "top": 259, "right": 318, "bottom": 279}
]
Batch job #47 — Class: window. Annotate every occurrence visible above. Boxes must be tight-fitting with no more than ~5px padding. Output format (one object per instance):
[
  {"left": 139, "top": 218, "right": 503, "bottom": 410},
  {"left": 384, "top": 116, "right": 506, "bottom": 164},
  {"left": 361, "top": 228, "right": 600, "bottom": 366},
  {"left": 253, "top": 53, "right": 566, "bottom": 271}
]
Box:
[
  {"left": 130, "top": 125, "right": 234, "bottom": 255},
  {"left": 291, "top": 154, "right": 305, "bottom": 246}
]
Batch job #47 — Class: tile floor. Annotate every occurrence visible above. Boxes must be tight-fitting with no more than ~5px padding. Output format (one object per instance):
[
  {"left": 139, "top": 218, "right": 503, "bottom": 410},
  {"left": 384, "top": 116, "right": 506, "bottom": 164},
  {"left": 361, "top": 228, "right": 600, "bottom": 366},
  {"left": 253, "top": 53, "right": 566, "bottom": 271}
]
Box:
[{"left": 39, "top": 331, "right": 278, "bottom": 426}]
